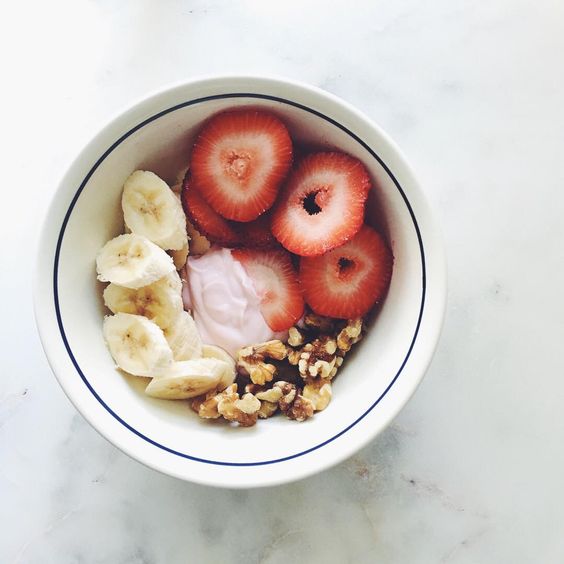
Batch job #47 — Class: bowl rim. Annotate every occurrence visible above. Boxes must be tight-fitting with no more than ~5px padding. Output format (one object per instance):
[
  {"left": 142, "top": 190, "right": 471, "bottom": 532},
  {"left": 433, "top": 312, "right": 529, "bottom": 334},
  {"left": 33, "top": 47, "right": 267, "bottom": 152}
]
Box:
[{"left": 34, "top": 74, "right": 447, "bottom": 488}]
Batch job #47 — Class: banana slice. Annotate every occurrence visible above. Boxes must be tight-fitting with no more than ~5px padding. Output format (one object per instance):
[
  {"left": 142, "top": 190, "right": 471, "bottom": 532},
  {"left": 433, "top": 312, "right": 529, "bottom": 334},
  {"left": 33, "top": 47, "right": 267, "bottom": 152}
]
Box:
[
  {"left": 96, "top": 233, "right": 175, "bottom": 289},
  {"left": 103, "top": 271, "right": 183, "bottom": 330},
  {"left": 164, "top": 268, "right": 183, "bottom": 293},
  {"left": 163, "top": 311, "right": 202, "bottom": 360},
  {"left": 122, "top": 170, "right": 188, "bottom": 251},
  {"left": 145, "top": 358, "right": 227, "bottom": 399},
  {"left": 202, "top": 344, "right": 236, "bottom": 389},
  {"left": 103, "top": 313, "right": 173, "bottom": 376}
]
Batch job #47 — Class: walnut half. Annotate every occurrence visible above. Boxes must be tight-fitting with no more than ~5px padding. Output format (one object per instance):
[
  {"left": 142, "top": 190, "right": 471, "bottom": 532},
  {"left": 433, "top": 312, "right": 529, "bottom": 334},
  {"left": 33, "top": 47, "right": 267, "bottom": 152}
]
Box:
[
  {"left": 274, "top": 381, "right": 314, "bottom": 422},
  {"left": 191, "top": 384, "right": 260, "bottom": 427},
  {"left": 236, "top": 340, "right": 288, "bottom": 385},
  {"left": 218, "top": 388, "right": 260, "bottom": 427},
  {"left": 297, "top": 336, "right": 339, "bottom": 379},
  {"left": 303, "top": 379, "right": 332, "bottom": 411},
  {"left": 336, "top": 318, "right": 363, "bottom": 353}
]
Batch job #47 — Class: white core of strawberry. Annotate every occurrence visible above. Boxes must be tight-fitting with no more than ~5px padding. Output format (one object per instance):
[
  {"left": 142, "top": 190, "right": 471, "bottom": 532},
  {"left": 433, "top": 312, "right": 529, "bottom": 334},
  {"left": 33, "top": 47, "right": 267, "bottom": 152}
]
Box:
[
  {"left": 327, "top": 254, "right": 365, "bottom": 294},
  {"left": 289, "top": 173, "right": 354, "bottom": 235},
  {"left": 208, "top": 133, "right": 276, "bottom": 202}
]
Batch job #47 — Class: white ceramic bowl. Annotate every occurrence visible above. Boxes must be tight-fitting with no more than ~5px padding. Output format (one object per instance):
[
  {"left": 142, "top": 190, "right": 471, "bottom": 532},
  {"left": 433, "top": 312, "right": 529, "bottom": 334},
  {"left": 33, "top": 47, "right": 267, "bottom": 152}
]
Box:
[{"left": 34, "top": 76, "right": 446, "bottom": 488}]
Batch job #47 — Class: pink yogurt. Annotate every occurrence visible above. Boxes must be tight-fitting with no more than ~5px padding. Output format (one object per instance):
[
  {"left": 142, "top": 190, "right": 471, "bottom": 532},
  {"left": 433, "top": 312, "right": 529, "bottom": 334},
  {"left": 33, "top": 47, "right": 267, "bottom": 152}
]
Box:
[{"left": 184, "top": 248, "right": 283, "bottom": 358}]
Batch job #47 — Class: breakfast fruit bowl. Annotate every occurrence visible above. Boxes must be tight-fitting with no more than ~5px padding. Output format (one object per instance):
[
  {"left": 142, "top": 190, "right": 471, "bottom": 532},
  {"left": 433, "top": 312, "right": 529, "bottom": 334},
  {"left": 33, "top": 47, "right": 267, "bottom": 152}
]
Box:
[
  {"left": 35, "top": 76, "right": 446, "bottom": 487},
  {"left": 94, "top": 108, "right": 395, "bottom": 428}
]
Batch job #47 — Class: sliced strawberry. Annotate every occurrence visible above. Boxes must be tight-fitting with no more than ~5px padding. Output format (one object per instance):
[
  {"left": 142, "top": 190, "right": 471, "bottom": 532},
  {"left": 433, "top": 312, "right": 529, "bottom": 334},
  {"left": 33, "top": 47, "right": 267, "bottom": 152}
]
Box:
[
  {"left": 181, "top": 174, "right": 240, "bottom": 247},
  {"left": 233, "top": 212, "right": 278, "bottom": 249},
  {"left": 232, "top": 248, "right": 304, "bottom": 331},
  {"left": 190, "top": 110, "right": 293, "bottom": 222},
  {"left": 271, "top": 152, "right": 371, "bottom": 256},
  {"left": 299, "top": 225, "right": 393, "bottom": 319}
]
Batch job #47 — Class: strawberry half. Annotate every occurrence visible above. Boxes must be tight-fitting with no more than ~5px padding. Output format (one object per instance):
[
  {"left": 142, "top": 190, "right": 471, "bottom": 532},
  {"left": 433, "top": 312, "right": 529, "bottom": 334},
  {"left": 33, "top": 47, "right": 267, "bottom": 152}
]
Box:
[
  {"left": 299, "top": 225, "right": 393, "bottom": 319},
  {"left": 271, "top": 152, "right": 371, "bottom": 256},
  {"left": 190, "top": 110, "right": 293, "bottom": 222},
  {"left": 232, "top": 248, "right": 304, "bottom": 331},
  {"left": 181, "top": 174, "right": 240, "bottom": 247}
]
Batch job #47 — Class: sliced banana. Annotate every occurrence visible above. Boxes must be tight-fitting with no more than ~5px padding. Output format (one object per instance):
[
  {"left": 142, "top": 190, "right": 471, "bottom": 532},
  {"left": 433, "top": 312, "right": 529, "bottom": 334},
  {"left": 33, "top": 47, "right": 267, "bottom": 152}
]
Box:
[
  {"left": 96, "top": 233, "right": 175, "bottom": 289},
  {"left": 202, "top": 344, "right": 236, "bottom": 390},
  {"left": 163, "top": 311, "right": 202, "bottom": 361},
  {"left": 169, "top": 242, "right": 189, "bottom": 270},
  {"left": 103, "top": 313, "right": 173, "bottom": 377},
  {"left": 122, "top": 170, "right": 188, "bottom": 251},
  {"left": 103, "top": 271, "right": 183, "bottom": 330},
  {"left": 164, "top": 268, "right": 183, "bottom": 293},
  {"left": 186, "top": 220, "right": 211, "bottom": 255},
  {"left": 145, "top": 358, "right": 227, "bottom": 399}
]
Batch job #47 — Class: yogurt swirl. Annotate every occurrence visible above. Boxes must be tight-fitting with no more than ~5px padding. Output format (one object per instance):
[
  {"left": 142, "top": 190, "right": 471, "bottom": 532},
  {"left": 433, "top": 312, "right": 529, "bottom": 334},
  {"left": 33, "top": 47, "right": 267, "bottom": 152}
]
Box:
[{"left": 185, "top": 248, "right": 278, "bottom": 357}]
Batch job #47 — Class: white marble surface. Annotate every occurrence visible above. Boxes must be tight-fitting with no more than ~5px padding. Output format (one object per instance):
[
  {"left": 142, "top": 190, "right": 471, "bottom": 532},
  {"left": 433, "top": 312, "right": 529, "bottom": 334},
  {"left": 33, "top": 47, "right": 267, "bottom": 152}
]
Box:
[{"left": 2, "top": 0, "right": 564, "bottom": 561}]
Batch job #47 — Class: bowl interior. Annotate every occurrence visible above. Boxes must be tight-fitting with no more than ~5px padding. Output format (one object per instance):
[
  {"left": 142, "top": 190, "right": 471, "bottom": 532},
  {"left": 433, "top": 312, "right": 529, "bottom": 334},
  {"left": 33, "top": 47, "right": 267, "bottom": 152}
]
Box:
[{"left": 55, "top": 94, "right": 424, "bottom": 466}]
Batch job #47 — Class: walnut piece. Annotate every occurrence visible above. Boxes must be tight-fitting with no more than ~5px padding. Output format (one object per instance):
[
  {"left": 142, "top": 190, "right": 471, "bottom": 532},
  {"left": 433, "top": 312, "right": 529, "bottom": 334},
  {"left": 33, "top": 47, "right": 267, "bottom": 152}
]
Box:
[
  {"left": 255, "top": 387, "right": 284, "bottom": 403},
  {"left": 336, "top": 318, "right": 363, "bottom": 353},
  {"left": 236, "top": 340, "right": 288, "bottom": 385},
  {"left": 191, "top": 384, "right": 259, "bottom": 427},
  {"left": 303, "top": 379, "right": 332, "bottom": 411},
  {"left": 217, "top": 388, "right": 258, "bottom": 427},
  {"left": 303, "top": 313, "right": 336, "bottom": 333},
  {"left": 195, "top": 395, "right": 221, "bottom": 419},
  {"left": 286, "top": 395, "right": 314, "bottom": 421},
  {"left": 274, "top": 381, "right": 297, "bottom": 412},
  {"left": 186, "top": 220, "right": 211, "bottom": 256},
  {"left": 191, "top": 384, "right": 238, "bottom": 419},
  {"left": 287, "top": 348, "right": 301, "bottom": 365},
  {"left": 169, "top": 243, "right": 189, "bottom": 270},
  {"left": 274, "top": 381, "right": 314, "bottom": 422},
  {"left": 297, "top": 336, "right": 339, "bottom": 379},
  {"left": 235, "top": 393, "right": 261, "bottom": 414},
  {"left": 287, "top": 326, "right": 305, "bottom": 347},
  {"left": 254, "top": 340, "right": 288, "bottom": 359},
  {"left": 257, "top": 400, "right": 278, "bottom": 419},
  {"left": 252, "top": 386, "right": 283, "bottom": 419}
]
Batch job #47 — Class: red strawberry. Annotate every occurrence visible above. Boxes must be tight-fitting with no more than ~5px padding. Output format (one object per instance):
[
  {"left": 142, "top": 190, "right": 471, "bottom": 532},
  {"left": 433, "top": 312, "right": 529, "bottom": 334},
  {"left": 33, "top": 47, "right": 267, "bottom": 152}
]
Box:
[
  {"left": 234, "top": 212, "right": 278, "bottom": 249},
  {"left": 271, "top": 152, "right": 371, "bottom": 256},
  {"left": 181, "top": 175, "right": 240, "bottom": 247},
  {"left": 299, "top": 225, "right": 393, "bottom": 319},
  {"left": 232, "top": 248, "right": 304, "bottom": 331},
  {"left": 190, "top": 110, "right": 293, "bottom": 222}
]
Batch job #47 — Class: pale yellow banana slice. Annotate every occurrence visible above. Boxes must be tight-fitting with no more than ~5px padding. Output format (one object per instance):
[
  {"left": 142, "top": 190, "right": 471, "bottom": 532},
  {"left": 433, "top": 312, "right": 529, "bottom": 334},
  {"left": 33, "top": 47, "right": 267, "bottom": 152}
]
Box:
[
  {"left": 103, "top": 271, "right": 183, "bottom": 330},
  {"left": 145, "top": 358, "right": 227, "bottom": 399},
  {"left": 163, "top": 311, "right": 202, "bottom": 360},
  {"left": 103, "top": 313, "right": 173, "bottom": 376},
  {"left": 122, "top": 170, "right": 187, "bottom": 251},
  {"left": 202, "top": 344, "right": 236, "bottom": 390},
  {"left": 96, "top": 233, "right": 175, "bottom": 289}
]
